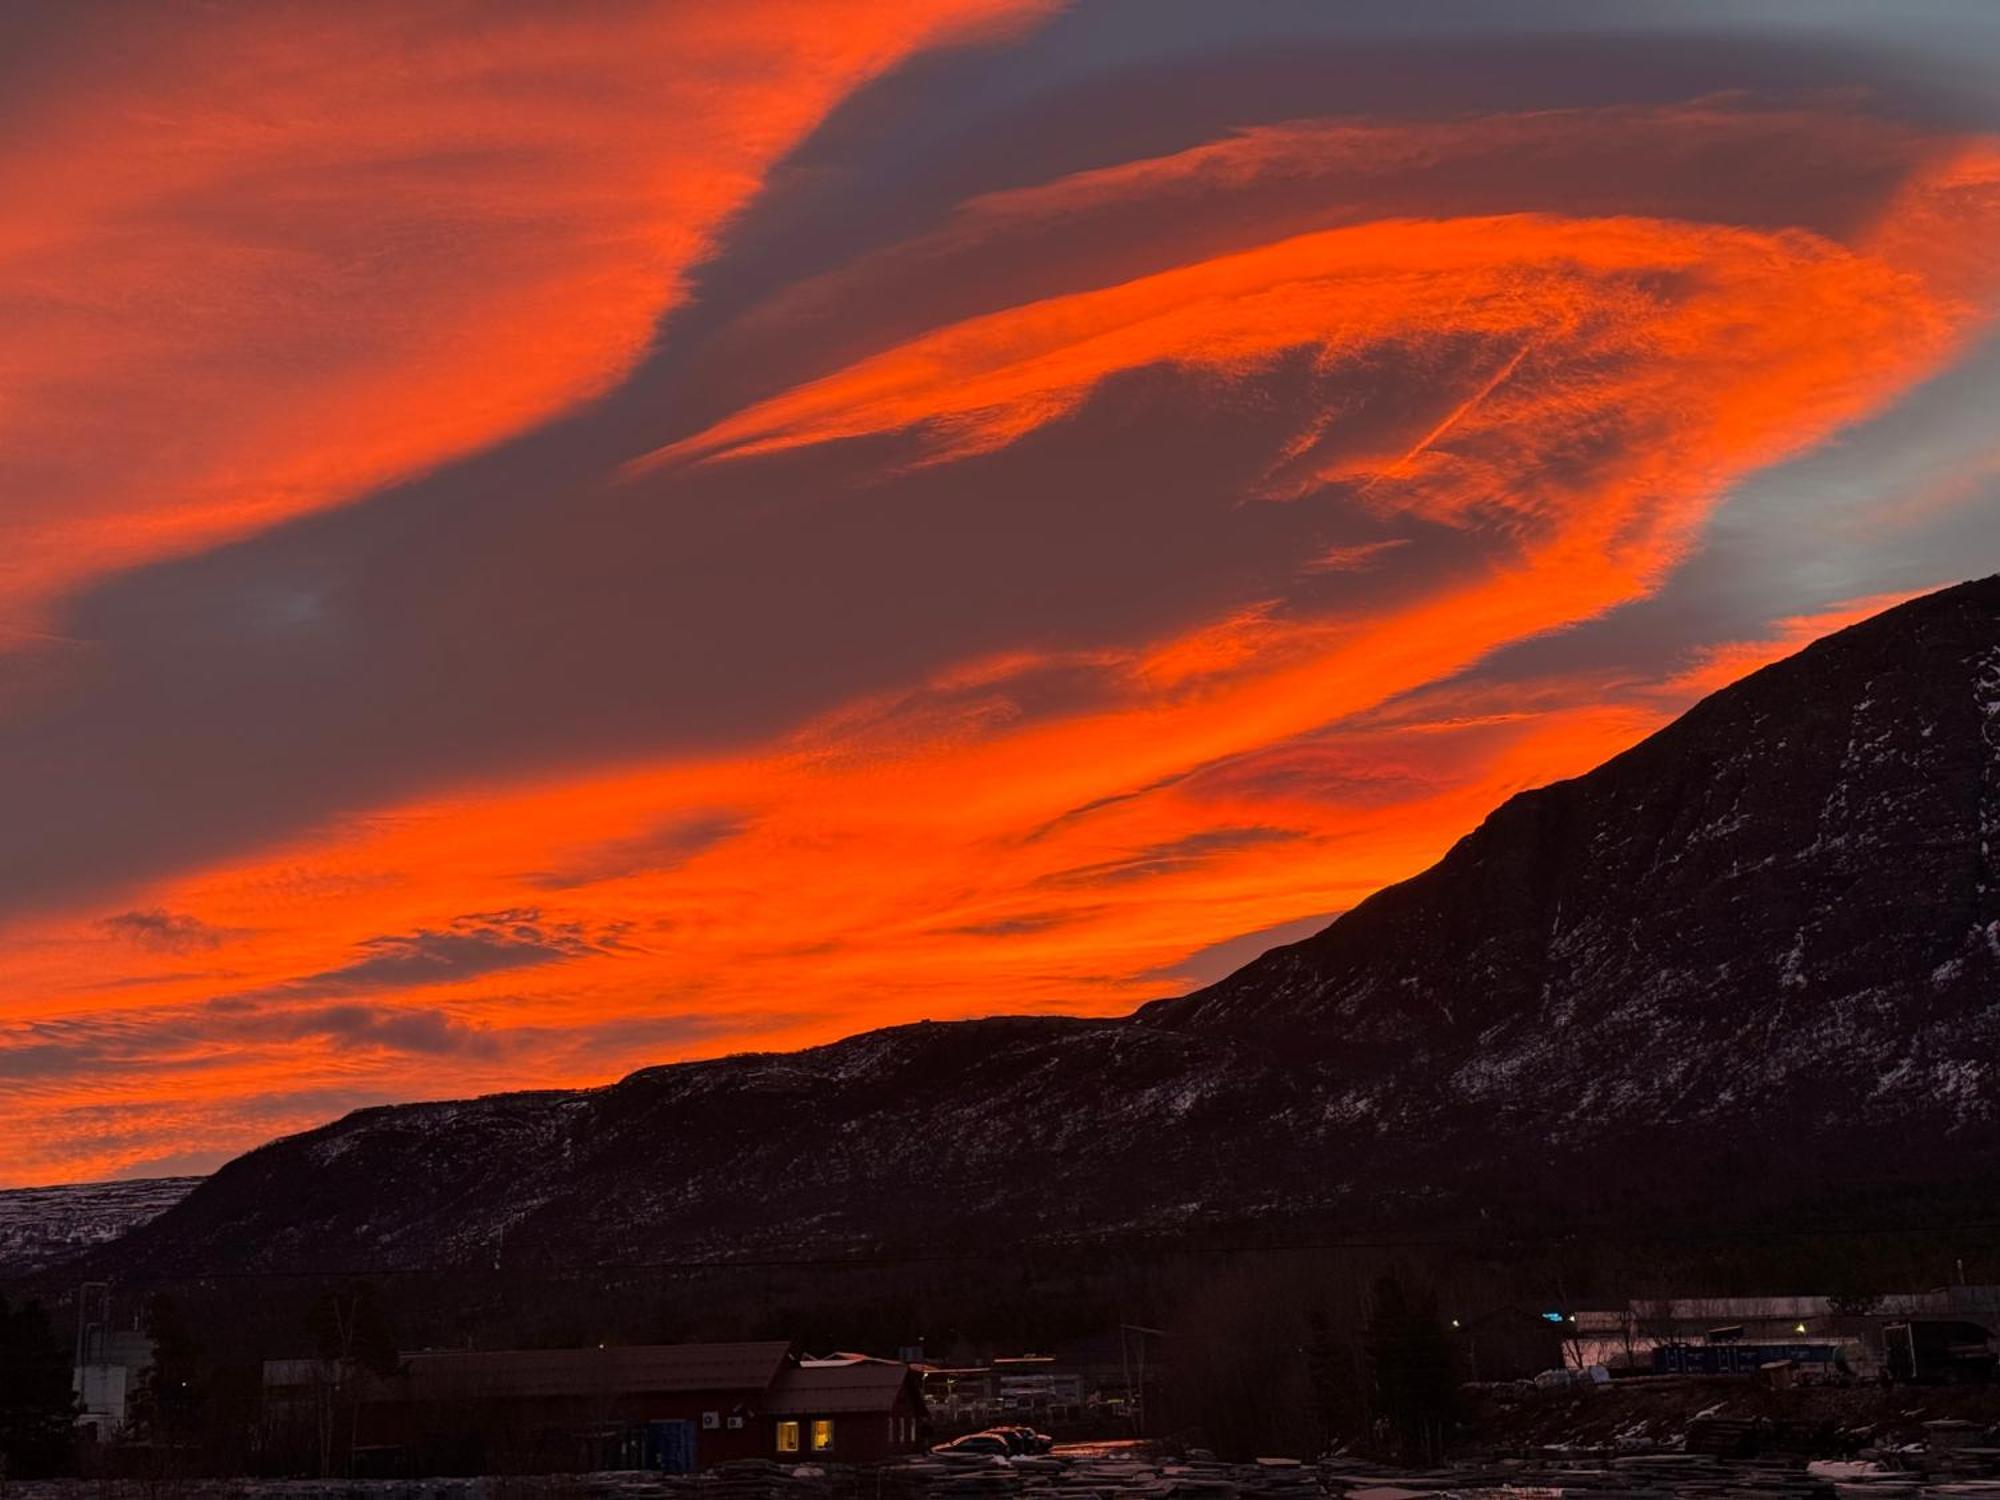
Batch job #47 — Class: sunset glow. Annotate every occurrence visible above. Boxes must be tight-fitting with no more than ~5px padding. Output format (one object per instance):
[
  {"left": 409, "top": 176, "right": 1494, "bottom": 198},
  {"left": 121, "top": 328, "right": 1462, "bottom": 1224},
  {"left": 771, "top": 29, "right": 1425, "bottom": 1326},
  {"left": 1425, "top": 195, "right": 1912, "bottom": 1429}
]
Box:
[{"left": 6, "top": 4, "right": 2000, "bottom": 1185}]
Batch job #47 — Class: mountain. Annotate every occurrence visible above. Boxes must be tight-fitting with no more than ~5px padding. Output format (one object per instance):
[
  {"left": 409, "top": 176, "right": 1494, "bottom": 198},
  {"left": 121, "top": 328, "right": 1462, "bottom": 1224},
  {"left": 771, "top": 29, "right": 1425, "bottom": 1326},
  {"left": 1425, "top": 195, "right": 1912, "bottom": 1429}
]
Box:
[
  {"left": 0, "top": 1176, "right": 203, "bottom": 1278},
  {"left": 90, "top": 578, "right": 2000, "bottom": 1277}
]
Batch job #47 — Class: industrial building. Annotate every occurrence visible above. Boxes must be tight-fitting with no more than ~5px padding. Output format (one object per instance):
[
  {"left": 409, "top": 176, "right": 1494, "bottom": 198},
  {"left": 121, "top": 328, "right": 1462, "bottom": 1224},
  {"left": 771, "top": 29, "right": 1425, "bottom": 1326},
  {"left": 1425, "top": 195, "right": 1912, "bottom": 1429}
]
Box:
[{"left": 1568, "top": 1286, "right": 2000, "bottom": 1381}]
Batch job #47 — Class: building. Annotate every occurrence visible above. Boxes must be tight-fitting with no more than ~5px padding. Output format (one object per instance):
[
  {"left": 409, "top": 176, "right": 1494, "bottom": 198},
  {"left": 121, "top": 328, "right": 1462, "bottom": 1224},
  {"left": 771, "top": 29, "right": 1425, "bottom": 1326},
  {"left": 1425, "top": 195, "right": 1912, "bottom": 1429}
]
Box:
[
  {"left": 73, "top": 1327, "right": 154, "bottom": 1439},
  {"left": 919, "top": 1346, "right": 1128, "bottom": 1435},
  {"left": 766, "top": 1356, "right": 927, "bottom": 1463},
  {"left": 1571, "top": 1288, "right": 2000, "bottom": 1377},
  {"left": 992, "top": 1355, "right": 1083, "bottom": 1423},
  {"left": 915, "top": 1364, "right": 998, "bottom": 1430},
  {"left": 265, "top": 1340, "right": 928, "bottom": 1476},
  {"left": 1883, "top": 1320, "right": 1999, "bottom": 1383}
]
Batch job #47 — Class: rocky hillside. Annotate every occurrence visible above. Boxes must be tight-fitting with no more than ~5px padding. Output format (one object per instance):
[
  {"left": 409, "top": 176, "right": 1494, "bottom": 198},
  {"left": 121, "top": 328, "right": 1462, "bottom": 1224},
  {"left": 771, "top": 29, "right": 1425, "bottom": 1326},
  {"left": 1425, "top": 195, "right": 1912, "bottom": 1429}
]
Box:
[
  {"left": 0, "top": 1176, "right": 202, "bottom": 1277},
  {"left": 1141, "top": 572, "right": 2000, "bottom": 1197},
  {"left": 90, "top": 578, "right": 2000, "bottom": 1277}
]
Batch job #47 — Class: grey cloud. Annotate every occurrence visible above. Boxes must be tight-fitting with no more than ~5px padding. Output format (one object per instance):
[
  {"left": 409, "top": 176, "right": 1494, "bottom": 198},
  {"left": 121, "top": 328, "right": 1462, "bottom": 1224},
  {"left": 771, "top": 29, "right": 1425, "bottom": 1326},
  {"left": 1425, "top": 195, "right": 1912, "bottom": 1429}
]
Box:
[
  {"left": 0, "top": 1014, "right": 221, "bottom": 1084},
  {"left": 281, "top": 909, "right": 621, "bottom": 998},
  {"left": 99, "top": 908, "right": 232, "bottom": 953},
  {"left": 1, "top": 906, "right": 633, "bottom": 1087},
  {"left": 1039, "top": 826, "right": 1303, "bottom": 888},
  {"left": 530, "top": 812, "right": 746, "bottom": 890},
  {"left": 941, "top": 909, "right": 1100, "bottom": 938},
  {"left": 289, "top": 1003, "right": 500, "bottom": 1057},
  {"left": 0, "top": 1037, "right": 108, "bottom": 1083},
  {"left": 0, "top": 1001, "right": 508, "bottom": 1083}
]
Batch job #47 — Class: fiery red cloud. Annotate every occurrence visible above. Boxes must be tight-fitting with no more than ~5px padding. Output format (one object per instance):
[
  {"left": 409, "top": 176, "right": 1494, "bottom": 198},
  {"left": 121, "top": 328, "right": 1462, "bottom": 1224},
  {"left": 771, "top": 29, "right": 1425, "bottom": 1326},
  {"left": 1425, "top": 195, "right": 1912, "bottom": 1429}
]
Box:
[
  {"left": 0, "top": 0, "right": 1043, "bottom": 643},
  {"left": 3, "top": 12, "right": 2000, "bottom": 1184}
]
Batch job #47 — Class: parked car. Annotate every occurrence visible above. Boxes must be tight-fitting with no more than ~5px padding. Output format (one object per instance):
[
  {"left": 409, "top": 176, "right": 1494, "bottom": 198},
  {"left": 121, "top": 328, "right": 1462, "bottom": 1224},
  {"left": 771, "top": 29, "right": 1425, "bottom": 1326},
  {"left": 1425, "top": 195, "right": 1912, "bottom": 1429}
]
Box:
[
  {"left": 931, "top": 1433, "right": 1013, "bottom": 1457},
  {"left": 994, "top": 1427, "right": 1054, "bottom": 1454}
]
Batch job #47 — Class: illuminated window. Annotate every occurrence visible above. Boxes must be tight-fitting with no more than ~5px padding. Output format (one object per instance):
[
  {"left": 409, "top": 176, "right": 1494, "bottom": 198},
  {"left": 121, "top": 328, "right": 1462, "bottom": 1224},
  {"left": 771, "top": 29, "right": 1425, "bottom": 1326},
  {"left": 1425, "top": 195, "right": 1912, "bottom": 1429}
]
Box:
[
  {"left": 812, "top": 1419, "right": 834, "bottom": 1452},
  {"left": 776, "top": 1421, "right": 800, "bottom": 1454}
]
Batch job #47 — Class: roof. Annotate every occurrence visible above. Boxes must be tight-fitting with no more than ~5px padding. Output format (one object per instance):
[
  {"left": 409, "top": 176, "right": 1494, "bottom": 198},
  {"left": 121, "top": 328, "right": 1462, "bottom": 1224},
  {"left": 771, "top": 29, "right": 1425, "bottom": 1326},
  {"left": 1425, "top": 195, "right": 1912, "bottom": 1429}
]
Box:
[
  {"left": 373, "top": 1340, "right": 796, "bottom": 1403},
  {"left": 765, "top": 1359, "right": 920, "bottom": 1416},
  {"left": 264, "top": 1358, "right": 338, "bottom": 1389}
]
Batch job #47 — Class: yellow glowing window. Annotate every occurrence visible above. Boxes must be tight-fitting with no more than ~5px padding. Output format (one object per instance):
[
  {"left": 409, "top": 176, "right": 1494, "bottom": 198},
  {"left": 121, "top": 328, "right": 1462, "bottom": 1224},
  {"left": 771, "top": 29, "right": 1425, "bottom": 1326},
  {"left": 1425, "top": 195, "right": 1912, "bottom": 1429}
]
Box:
[
  {"left": 812, "top": 1419, "right": 834, "bottom": 1452},
  {"left": 776, "top": 1421, "right": 800, "bottom": 1454}
]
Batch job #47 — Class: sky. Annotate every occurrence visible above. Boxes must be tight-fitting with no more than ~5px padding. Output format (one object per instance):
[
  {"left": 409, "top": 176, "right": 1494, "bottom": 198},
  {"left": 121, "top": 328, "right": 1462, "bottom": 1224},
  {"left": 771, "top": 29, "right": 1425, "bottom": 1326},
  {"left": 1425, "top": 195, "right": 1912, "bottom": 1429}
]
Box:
[{"left": 4, "top": 1, "right": 2000, "bottom": 1186}]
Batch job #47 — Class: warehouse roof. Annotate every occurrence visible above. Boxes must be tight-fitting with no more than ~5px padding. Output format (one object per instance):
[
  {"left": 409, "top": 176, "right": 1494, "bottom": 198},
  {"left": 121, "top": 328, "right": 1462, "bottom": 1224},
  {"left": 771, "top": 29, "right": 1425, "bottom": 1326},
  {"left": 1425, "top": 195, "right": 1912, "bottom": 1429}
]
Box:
[{"left": 377, "top": 1340, "right": 796, "bottom": 1402}]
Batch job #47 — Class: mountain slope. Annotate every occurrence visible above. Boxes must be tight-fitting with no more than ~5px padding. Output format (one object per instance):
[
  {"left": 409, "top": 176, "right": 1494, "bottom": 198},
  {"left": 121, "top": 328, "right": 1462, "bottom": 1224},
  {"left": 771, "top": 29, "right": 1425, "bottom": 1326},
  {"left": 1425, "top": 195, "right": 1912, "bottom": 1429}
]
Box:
[
  {"left": 1143, "top": 573, "right": 2000, "bottom": 1151},
  {"left": 0, "top": 1176, "right": 203, "bottom": 1277},
  {"left": 95, "top": 577, "right": 2000, "bottom": 1276}
]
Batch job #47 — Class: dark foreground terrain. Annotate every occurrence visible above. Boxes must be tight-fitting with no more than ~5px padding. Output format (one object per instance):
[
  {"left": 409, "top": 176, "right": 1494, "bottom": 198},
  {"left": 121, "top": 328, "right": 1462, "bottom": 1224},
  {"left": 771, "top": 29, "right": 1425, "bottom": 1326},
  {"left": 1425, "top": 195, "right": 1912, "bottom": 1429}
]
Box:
[{"left": 6, "top": 1383, "right": 2000, "bottom": 1500}]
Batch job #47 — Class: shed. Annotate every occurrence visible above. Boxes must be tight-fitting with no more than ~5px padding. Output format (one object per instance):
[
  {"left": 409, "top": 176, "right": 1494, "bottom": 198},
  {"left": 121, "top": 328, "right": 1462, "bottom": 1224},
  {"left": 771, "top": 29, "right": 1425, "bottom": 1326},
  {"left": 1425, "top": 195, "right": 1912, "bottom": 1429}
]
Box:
[{"left": 764, "top": 1355, "right": 927, "bottom": 1462}]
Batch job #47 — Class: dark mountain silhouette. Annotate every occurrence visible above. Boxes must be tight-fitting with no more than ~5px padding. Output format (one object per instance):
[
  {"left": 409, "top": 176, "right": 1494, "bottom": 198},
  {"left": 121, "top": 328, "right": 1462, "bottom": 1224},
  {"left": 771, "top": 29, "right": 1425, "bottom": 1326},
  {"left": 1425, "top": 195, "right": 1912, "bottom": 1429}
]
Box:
[{"left": 88, "top": 577, "right": 2000, "bottom": 1276}]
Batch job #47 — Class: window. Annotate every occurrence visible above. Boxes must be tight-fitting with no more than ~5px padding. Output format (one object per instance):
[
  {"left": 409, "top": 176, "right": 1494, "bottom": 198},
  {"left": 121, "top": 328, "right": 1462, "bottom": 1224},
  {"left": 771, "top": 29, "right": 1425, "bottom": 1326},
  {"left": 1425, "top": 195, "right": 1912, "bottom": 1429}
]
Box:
[
  {"left": 776, "top": 1421, "right": 800, "bottom": 1454},
  {"left": 811, "top": 1418, "right": 834, "bottom": 1452}
]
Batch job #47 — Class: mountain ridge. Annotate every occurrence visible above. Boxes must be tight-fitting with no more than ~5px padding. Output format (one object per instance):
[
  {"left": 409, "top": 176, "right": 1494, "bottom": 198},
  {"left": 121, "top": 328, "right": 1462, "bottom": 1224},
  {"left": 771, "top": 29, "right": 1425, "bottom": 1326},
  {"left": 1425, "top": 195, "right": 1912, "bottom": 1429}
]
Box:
[
  {"left": 0, "top": 1176, "right": 203, "bottom": 1279},
  {"left": 76, "top": 575, "right": 2000, "bottom": 1278}
]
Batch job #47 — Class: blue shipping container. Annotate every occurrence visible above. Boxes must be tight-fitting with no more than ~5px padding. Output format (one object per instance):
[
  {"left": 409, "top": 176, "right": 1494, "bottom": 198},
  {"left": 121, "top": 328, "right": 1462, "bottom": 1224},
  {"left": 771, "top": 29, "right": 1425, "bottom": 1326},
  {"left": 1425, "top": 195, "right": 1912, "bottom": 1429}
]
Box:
[
  {"left": 644, "top": 1419, "right": 698, "bottom": 1474},
  {"left": 1652, "top": 1342, "right": 1846, "bottom": 1376}
]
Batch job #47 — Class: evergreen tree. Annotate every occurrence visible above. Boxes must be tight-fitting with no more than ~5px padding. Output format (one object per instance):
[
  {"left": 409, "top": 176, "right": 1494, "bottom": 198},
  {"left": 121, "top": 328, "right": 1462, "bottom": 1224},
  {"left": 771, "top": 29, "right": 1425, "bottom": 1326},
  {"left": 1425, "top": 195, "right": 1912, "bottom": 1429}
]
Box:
[
  {"left": 0, "top": 1293, "right": 78, "bottom": 1478},
  {"left": 1362, "top": 1274, "right": 1460, "bottom": 1461},
  {"left": 130, "top": 1292, "right": 209, "bottom": 1448},
  {"left": 1304, "top": 1306, "right": 1361, "bottom": 1450}
]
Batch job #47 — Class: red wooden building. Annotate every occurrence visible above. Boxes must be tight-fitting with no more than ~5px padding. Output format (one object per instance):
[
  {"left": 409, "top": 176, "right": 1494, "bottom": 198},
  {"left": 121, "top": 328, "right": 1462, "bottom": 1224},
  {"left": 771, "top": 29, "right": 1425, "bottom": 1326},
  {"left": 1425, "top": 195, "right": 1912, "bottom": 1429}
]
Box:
[
  {"left": 766, "top": 1356, "right": 928, "bottom": 1463},
  {"left": 268, "top": 1340, "right": 928, "bottom": 1475}
]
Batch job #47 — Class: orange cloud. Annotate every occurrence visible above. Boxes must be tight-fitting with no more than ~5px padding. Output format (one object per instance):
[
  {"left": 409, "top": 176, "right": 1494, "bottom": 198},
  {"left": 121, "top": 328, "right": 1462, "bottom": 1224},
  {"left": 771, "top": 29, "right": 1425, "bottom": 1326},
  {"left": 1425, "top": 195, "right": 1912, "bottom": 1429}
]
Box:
[
  {"left": 694, "top": 100, "right": 1974, "bottom": 412},
  {"left": 7, "top": 96, "right": 2000, "bottom": 1186},
  {"left": 633, "top": 211, "right": 1957, "bottom": 490},
  {"left": 0, "top": 0, "right": 1046, "bottom": 643}
]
